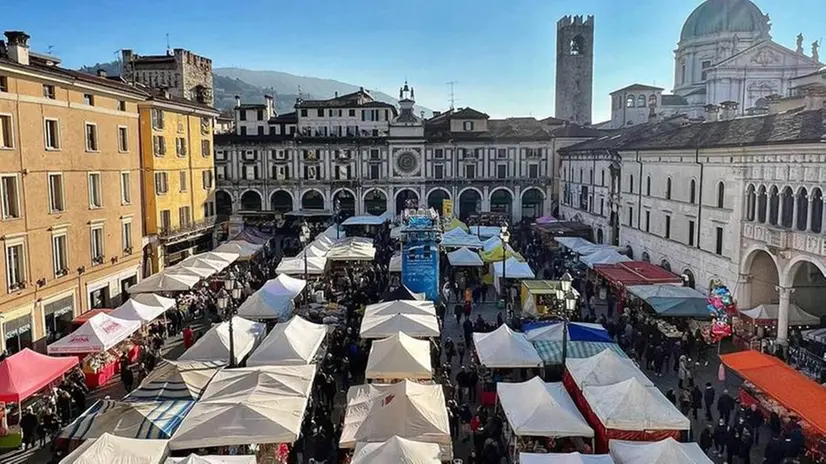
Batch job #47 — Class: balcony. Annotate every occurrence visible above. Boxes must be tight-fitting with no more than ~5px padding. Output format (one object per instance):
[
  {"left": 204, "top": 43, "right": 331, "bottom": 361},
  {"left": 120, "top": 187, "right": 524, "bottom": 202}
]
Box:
[
  {"left": 159, "top": 217, "right": 217, "bottom": 243},
  {"left": 742, "top": 222, "right": 826, "bottom": 257}
]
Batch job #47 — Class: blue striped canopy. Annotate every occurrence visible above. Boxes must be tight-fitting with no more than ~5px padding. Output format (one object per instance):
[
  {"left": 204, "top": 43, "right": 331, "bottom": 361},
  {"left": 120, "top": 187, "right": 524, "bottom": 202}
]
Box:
[
  {"left": 126, "top": 360, "right": 224, "bottom": 401},
  {"left": 59, "top": 399, "right": 194, "bottom": 440},
  {"left": 532, "top": 340, "right": 627, "bottom": 365},
  {"left": 522, "top": 320, "right": 612, "bottom": 343}
]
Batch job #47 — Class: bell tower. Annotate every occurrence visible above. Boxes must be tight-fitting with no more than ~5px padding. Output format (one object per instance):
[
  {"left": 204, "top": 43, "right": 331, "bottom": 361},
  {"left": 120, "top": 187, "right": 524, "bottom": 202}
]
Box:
[{"left": 555, "top": 15, "right": 594, "bottom": 125}]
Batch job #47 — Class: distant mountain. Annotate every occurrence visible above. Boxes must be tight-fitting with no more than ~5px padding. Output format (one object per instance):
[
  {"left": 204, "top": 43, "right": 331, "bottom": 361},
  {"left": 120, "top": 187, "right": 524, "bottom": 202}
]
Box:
[{"left": 78, "top": 61, "right": 432, "bottom": 116}]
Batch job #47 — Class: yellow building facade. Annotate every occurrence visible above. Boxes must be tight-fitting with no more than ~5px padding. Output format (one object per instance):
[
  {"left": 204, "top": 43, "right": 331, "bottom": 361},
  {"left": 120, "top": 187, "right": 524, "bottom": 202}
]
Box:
[
  {"left": 138, "top": 90, "right": 219, "bottom": 273},
  {"left": 0, "top": 32, "right": 146, "bottom": 352}
]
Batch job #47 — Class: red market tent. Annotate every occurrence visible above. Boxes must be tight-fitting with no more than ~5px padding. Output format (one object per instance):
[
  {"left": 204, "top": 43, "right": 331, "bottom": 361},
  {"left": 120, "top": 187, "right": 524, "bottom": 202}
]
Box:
[
  {"left": 594, "top": 262, "right": 682, "bottom": 288},
  {"left": 0, "top": 348, "right": 79, "bottom": 402}
]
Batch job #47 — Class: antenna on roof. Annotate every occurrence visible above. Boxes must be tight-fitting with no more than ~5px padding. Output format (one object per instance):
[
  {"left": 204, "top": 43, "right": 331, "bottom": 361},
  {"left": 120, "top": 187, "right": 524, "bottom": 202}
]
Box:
[
  {"left": 47, "top": 45, "right": 54, "bottom": 55},
  {"left": 165, "top": 33, "right": 171, "bottom": 55},
  {"left": 446, "top": 81, "right": 457, "bottom": 110}
]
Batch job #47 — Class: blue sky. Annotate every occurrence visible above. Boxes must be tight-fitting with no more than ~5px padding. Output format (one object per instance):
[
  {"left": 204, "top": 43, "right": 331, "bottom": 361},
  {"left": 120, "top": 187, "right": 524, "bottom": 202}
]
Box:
[{"left": 3, "top": 0, "right": 822, "bottom": 121}]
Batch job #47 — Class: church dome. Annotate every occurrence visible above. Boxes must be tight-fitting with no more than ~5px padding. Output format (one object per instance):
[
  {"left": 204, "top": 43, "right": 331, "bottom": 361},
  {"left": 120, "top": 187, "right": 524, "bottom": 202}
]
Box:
[{"left": 680, "top": 0, "right": 770, "bottom": 42}]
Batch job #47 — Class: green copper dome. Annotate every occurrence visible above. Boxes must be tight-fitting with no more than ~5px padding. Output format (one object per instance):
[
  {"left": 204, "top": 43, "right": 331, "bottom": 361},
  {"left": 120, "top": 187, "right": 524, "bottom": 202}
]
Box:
[{"left": 680, "top": 0, "right": 770, "bottom": 41}]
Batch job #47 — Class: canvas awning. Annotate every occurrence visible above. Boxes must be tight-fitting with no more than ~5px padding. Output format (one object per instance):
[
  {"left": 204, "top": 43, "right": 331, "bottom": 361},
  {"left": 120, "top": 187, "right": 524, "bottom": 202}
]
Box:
[
  {"left": 236, "top": 274, "right": 306, "bottom": 320},
  {"left": 352, "top": 437, "right": 441, "bottom": 464},
  {"left": 594, "top": 262, "right": 682, "bottom": 288},
  {"left": 327, "top": 239, "right": 376, "bottom": 261},
  {"left": 127, "top": 271, "right": 200, "bottom": 294},
  {"left": 213, "top": 240, "right": 263, "bottom": 260},
  {"left": 48, "top": 313, "right": 141, "bottom": 354},
  {"left": 110, "top": 298, "right": 169, "bottom": 324},
  {"left": 740, "top": 303, "right": 820, "bottom": 326},
  {"left": 479, "top": 244, "right": 524, "bottom": 263},
  {"left": 524, "top": 321, "right": 612, "bottom": 343},
  {"left": 520, "top": 452, "right": 615, "bottom": 464},
  {"left": 492, "top": 257, "right": 536, "bottom": 279},
  {"left": 59, "top": 399, "right": 194, "bottom": 440},
  {"left": 441, "top": 228, "right": 484, "bottom": 249},
  {"left": 366, "top": 332, "right": 432, "bottom": 380},
  {"left": 381, "top": 285, "right": 426, "bottom": 302},
  {"left": 178, "top": 317, "right": 266, "bottom": 364},
  {"left": 360, "top": 313, "right": 440, "bottom": 339},
  {"left": 364, "top": 300, "right": 436, "bottom": 317},
  {"left": 565, "top": 349, "right": 653, "bottom": 388},
  {"left": 60, "top": 433, "right": 169, "bottom": 464},
  {"left": 447, "top": 247, "right": 485, "bottom": 267},
  {"left": 609, "top": 438, "right": 712, "bottom": 464},
  {"left": 126, "top": 360, "right": 224, "bottom": 401},
  {"left": 247, "top": 316, "right": 327, "bottom": 366},
  {"left": 580, "top": 249, "right": 631, "bottom": 268},
  {"left": 130, "top": 294, "right": 176, "bottom": 311},
  {"left": 497, "top": 377, "right": 593, "bottom": 437},
  {"left": 626, "top": 285, "right": 710, "bottom": 318},
  {"left": 276, "top": 256, "right": 328, "bottom": 275},
  {"left": 533, "top": 341, "right": 627, "bottom": 366},
  {"left": 319, "top": 224, "right": 346, "bottom": 240},
  {"left": 295, "top": 242, "right": 328, "bottom": 258},
  {"left": 0, "top": 348, "right": 78, "bottom": 402},
  {"left": 169, "top": 365, "right": 316, "bottom": 450},
  {"left": 473, "top": 325, "right": 543, "bottom": 368},
  {"left": 554, "top": 237, "right": 595, "bottom": 253},
  {"left": 582, "top": 378, "right": 690, "bottom": 431},
  {"left": 165, "top": 262, "right": 215, "bottom": 279}
]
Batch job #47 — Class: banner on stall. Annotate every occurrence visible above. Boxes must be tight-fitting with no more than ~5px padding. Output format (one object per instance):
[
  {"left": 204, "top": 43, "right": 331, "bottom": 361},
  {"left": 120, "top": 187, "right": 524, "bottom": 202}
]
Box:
[{"left": 442, "top": 200, "right": 453, "bottom": 218}]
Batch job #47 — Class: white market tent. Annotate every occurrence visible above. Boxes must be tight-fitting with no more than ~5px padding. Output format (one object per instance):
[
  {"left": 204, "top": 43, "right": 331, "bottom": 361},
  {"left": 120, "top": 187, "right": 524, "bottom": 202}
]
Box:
[
  {"left": 520, "top": 453, "right": 615, "bottom": 464},
  {"left": 360, "top": 313, "right": 440, "bottom": 339},
  {"left": 178, "top": 316, "right": 266, "bottom": 364},
  {"left": 364, "top": 300, "right": 436, "bottom": 317},
  {"left": 60, "top": 433, "right": 169, "bottom": 464},
  {"left": 200, "top": 251, "right": 239, "bottom": 265},
  {"left": 497, "top": 377, "right": 593, "bottom": 438},
  {"left": 177, "top": 256, "right": 224, "bottom": 275},
  {"left": 441, "top": 228, "right": 484, "bottom": 249},
  {"left": 447, "top": 247, "right": 485, "bottom": 267},
  {"left": 213, "top": 240, "right": 263, "bottom": 260},
  {"left": 58, "top": 399, "right": 194, "bottom": 441},
  {"left": 319, "top": 225, "right": 346, "bottom": 241},
  {"left": 236, "top": 274, "right": 306, "bottom": 320},
  {"left": 582, "top": 378, "right": 690, "bottom": 432},
  {"left": 469, "top": 225, "right": 501, "bottom": 238},
  {"left": 247, "top": 316, "right": 327, "bottom": 366},
  {"left": 740, "top": 303, "right": 820, "bottom": 326},
  {"left": 565, "top": 349, "right": 654, "bottom": 389},
  {"left": 166, "top": 262, "right": 216, "bottom": 279},
  {"left": 327, "top": 239, "right": 376, "bottom": 261},
  {"left": 352, "top": 437, "right": 441, "bottom": 464},
  {"left": 131, "top": 293, "right": 176, "bottom": 311},
  {"left": 342, "top": 215, "right": 387, "bottom": 226},
  {"left": 389, "top": 253, "right": 402, "bottom": 273},
  {"left": 127, "top": 360, "right": 225, "bottom": 401},
  {"left": 128, "top": 271, "right": 200, "bottom": 294},
  {"left": 110, "top": 298, "right": 168, "bottom": 324},
  {"left": 366, "top": 332, "right": 432, "bottom": 380},
  {"left": 169, "top": 365, "right": 317, "bottom": 450},
  {"left": 609, "top": 438, "right": 712, "bottom": 464},
  {"left": 340, "top": 380, "right": 451, "bottom": 452},
  {"left": 295, "top": 242, "right": 328, "bottom": 258},
  {"left": 473, "top": 325, "right": 543, "bottom": 368},
  {"left": 579, "top": 249, "right": 631, "bottom": 268},
  {"left": 166, "top": 455, "right": 256, "bottom": 464},
  {"left": 492, "top": 257, "right": 536, "bottom": 279},
  {"left": 555, "top": 237, "right": 613, "bottom": 255},
  {"left": 48, "top": 313, "right": 141, "bottom": 355},
  {"left": 276, "top": 256, "right": 328, "bottom": 275}
]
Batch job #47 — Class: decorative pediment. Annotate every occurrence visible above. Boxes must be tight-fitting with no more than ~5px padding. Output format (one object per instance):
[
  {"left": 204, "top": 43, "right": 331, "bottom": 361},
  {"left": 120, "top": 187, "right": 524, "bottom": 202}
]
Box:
[{"left": 713, "top": 40, "right": 821, "bottom": 70}]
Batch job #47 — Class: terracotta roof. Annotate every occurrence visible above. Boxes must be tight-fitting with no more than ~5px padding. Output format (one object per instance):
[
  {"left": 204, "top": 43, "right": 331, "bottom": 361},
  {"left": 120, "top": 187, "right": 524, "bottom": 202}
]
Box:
[
  {"left": 451, "top": 107, "right": 489, "bottom": 119},
  {"left": 0, "top": 56, "right": 147, "bottom": 97},
  {"left": 540, "top": 116, "right": 568, "bottom": 125},
  {"left": 611, "top": 84, "right": 664, "bottom": 94}
]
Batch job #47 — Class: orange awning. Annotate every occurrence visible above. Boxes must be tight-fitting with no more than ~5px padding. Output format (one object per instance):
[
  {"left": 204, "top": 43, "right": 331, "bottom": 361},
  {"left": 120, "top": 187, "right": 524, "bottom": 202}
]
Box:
[{"left": 721, "top": 350, "right": 826, "bottom": 434}]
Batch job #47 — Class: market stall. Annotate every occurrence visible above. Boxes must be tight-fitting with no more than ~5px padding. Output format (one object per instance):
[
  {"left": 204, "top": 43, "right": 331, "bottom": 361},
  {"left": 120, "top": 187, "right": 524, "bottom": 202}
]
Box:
[
  {"left": 365, "top": 332, "right": 432, "bottom": 381},
  {"left": 735, "top": 303, "right": 820, "bottom": 351},
  {"left": 447, "top": 247, "right": 485, "bottom": 267},
  {"left": 519, "top": 280, "right": 581, "bottom": 319},
  {"left": 169, "top": 365, "right": 317, "bottom": 451},
  {"left": 213, "top": 240, "right": 264, "bottom": 260},
  {"left": 721, "top": 350, "right": 826, "bottom": 461},
  {"left": 126, "top": 360, "right": 225, "bottom": 401},
  {"left": 166, "top": 455, "right": 257, "bottom": 464},
  {"left": 564, "top": 349, "right": 653, "bottom": 390},
  {"left": 593, "top": 262, "right": 682, "bottom": 303},
  {"left": 580, "top": 249, "right": 631, "bottom": 269},
  {"left": 524, "top": 321, "right": 611, "bottom": 343},
  {"left": 492, "top": 257, "right": 536, "bottom": 280},
  {"left": 626, "top": 285, "right": 710, "bottom": 318},
  {"left": 236, "top": 274, "right": 306, "bottom": 320},
  {"left": 520, "top": 452, "right": 615, "bottom": 464},
  {"left": 58, "top": 399, "right": 194, "bottom": 442},
  {"left": 178, "top": 316, "right": 266, "bottom": 364},
  {"left": 533, "top": 341, "right": 627, "bottom": 366},
  {"left": 110, "top": 299, "right": 169, "bottom": 325},
  {"left": 473, "top": 325, "right": 543, "bottom": 368},
  {"left": 609, "top": 438, "right": 711, "bottom": 464},
  {"left": 247, "top": 316, "right": 327, "bottom": 367},
  {"left": 352, "top": 436, "right": 441, "bottom": 464},
  {"left": 127, "top": 271, "right": 200, "bottom": 294},
  {"left": 275, "top": 256, "right": 328, "bottom": 275},
  {"left": 441, "top": 228, "right": 484, "bottom": 249},
  {"left": 326, "top": 237, "right": 376, "bottom": 261},
  {"left": 60, "top": 433, "right": 169, "bottom": 464},
  {"left": 364, "top": 300, "right": 436, "bottom": 317},
  {"left": 359, "top": 313, "right": 440, "bottom": 339},
  {"left": 0, "top": 348, "right": 78, "bottom": 403},
  {"left": 71, "top": 309, "right": 112, "bottom": 329}
]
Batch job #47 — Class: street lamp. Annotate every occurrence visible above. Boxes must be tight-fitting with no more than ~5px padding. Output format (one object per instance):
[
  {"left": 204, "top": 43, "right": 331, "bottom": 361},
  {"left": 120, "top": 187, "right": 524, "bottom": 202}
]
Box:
[
  {"left": 560, "top": 289, "right": 578, "bottom": 366},
  {"left": 216, "top": 287, "right": 235, "bottom": 368},
  {"left": 499, "top": 222, "right": 511, "bottom": 302},
  {"left": 560, "top": 272, "right": 573, "bottom": 292},
  {"left": 334, "top": 198, "right": 341, "bottom": 240},
  {"left": 299, "top": 220, "right": 311, "bottom": 306}
]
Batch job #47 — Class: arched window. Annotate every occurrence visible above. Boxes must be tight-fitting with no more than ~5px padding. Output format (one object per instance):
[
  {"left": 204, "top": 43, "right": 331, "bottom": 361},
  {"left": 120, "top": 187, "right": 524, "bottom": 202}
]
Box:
[
  {"left": 570, "top": 35, "right": 585, "bottom": 55},
  {"left": 579, "top": 169, "right": 583, "bottom": 182},
  {"left": 665, "top": 178, "right": 672, "bottom": 200},
  {"left": 641, "top": 252, "right": 651, "bottom": 263},
  {"left": 757, "top": 185, "right": 767, "bottom": 223},
  {"left": 601, "top": 170, "right": 605, "bottom": 186},
  {"left": 745, "top": 185, "right": 756, "bottom": 221},
  {"left": 589, "top": 169, "right": 593, "bottom": 184},
  {"left": 812, "top": 188, "right": 824, "bottom": 233},
  {"left": 648, "top": 94, "right": 657, "bottom": 107},
  {"left": 660, "top": 260, "right": 672, "bottom": 272},
  {"left": 796, "top": 188, "right": 808, "bottom": 231},
  {"left": 629, "top": 175, "right": 634, "bottom": 193},
  {"left": 646, "top": 176, "right": 651, "bottom": 196},
  {"left": 768, "top": 185, "right": 779, "bottom": 225},
  {"left": 716, "top": 182, "right": 725, "bottom": 208},
  {"left": 637, "top": 95, "right": 646, "bottom": 108},
  {"left": 626, "top": 94, "right": 636, "bottom": 108},
  {"left": 689, "top": 179, "right": 696, "bottom": 204}
]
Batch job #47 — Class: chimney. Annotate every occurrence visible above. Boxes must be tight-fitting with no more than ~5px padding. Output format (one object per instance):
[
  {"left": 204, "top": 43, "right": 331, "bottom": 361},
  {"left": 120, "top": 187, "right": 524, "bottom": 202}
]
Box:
[
  {"left": 704, "top": 104, "right": 720, "bottom": 122},
  {"left": 4, "top": 31, "right": 30, "bottom": 66},
  {"left": 334, "top": 91, "right": 338, "bottom": 98},
  {"left": 647, "top": 105, "right": 660, "bottom": 124},
  {"left": 96, "top": 69, "right": 107, "bottom": 78},
  {"left": 264, "top": 94, "right": 274, "bottom": 118},
  {"left": 234, "top": 95, "right": 241, "bottom": 108},
  {"left": 719, "top": 101, "right": 739, "bottom": 120}
]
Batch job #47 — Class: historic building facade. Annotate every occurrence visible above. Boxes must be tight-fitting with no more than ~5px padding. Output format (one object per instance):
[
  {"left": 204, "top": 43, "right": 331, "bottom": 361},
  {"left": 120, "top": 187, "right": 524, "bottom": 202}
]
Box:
[
  {"left": 121, "top": 47, "right": 214, "bottom": 106},
  {"left": 215, "top": 84, "right": 603, "bottom": 225}
]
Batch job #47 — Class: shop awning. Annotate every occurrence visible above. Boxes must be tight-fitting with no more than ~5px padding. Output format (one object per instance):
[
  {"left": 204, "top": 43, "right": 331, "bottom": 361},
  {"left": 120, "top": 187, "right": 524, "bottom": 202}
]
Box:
[
  {"left": 127, "top": 271, "right": 200, "bottom": 294},
  {"left": 0, "top": 348, "right": 79, "bottom": 402},
  {"left": 594, "top": 262, "right": 682, "bottom": 288},
  {"left": 110, "top": 299, "right": 169, "bottom": 324},
  {"left": 127, "top": 360, "right": 224, "bottom": 402},
  {"left": 739, "top": 304, "right": 820, "bottom": 326},
  {"left": 626, "top": 285, "right": 710, "bottom": 318},
  {"left": 524, "top": 321, "right": 612, "bottom": 343},
  {"left": 804, "top": 327, "right": 826, "bottom": 344},
  {"left": 342, "top": 215, "right": 388, "bottom": 226},
  {"left": 721, "top": 350, "right": 826, "bottom": 434}
]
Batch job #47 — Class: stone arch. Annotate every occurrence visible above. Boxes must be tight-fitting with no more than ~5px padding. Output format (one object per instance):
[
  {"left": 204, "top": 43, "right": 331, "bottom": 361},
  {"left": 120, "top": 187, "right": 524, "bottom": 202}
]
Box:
[
  {"left": 741, "top": 246, "right": 781, "bottom": 308},
  {"left": 426, "top": 188, "right": 451, "bottom": 213},
  {"left": 521, "top": 188, "right": 545, "bottom": 219},
  {"left": 689, "top": 178, "right": 697, "bottom": 204},
  {"left": 239, "top": 189, "right": 262, "bottom": 211},
  {"left": 332, "top": 188, "right": 357, "bottom": 218},
  {"left": 745, "top": 184, "right": 756, "bottom": 221},
  {"left": 216, "top": 189, "right": 233, "bottom": 219},
  {"left": 301, "top": 188, "right": 326, "bottom": 211},
  {"left": 363, "top": 188, "right": 388, "bottom": 215},
  {"left": 596, "top": 228, "right": 604, "bottom": 244},
  {"left": 269, "top": 189, "right": 293, "bottom": 213},
  {"left": 626, "top": 94, "right": 635, "bottom": 108},
  {"left": 641, "top": 251, "right": 650, "bottom": 263},
  {"left": 489, "top": 187, "right": 514, "bottom": 216},
  {"left": 757, "top": 185, "right": 767, "bottom": 223},
  {"left": 682, "top": 269, "right": 696, "bottom": 289},
  {"left": 782, "top": 257, "right": 826, "bottom": 317},
  {"left": 570, "top": 34, "right": 586, "bottom": 55},
  {"left": 660, "top": 259, "right": 672, "bottom": 272},
  {"left": 716, "top": 181, "right": 726, "bottom": 208},
  {"left": 394, "top": 188, "right": 419, "bottom": 215},
  {"left": 458, "top": 187, "right": 483, "bottom": 220},
  {"left": 811, "top": 188, "right": 824, "bottom": 233}
]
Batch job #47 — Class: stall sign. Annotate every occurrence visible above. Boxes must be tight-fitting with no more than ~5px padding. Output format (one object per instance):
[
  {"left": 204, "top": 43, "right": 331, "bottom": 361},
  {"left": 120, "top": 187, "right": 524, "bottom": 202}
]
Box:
[{"left": 442, "top": 200, "right": 453, "bottom": 218}]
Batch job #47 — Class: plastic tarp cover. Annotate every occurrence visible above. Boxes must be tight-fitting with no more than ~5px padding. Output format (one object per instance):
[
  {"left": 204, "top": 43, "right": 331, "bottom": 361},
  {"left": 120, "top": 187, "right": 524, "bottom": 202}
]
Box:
[
  {"left": 247, "top": 316, "right": 327, "bottom": 366},
  {"left": 740, "top": 303, "right": 820, "bottom": 326},
  {"left": 582, "top": 378, "right": 690, "bottom": 431},
  {"left": 364, "top": 300, "right": 436, "bottom": 317},
  {"left": 626, "top": 285, "right": 711, "bottom": 318},
  {"left": 236, "top": 274, "right": 306, "bottom": 320},
  {"left": 473, "top": 325, "right": 543, "bottom": 368},
  {"left": 359, "top": 313, "right": 440, "bottom": 339},
  {"left": 166, "top": 455, "right": 257, "bottom": 464},
  {"left": 565, "top": 349, "right": 654, "bottom": 388},
  {"left": 0, "top": 349, "right": 78, "bottom": 402},
  {"left": 169, "top": 365, "right": 316, "bottom": 450},
  {"left": 524, "top": 321, "right": 612, "bottom": 343},
  {"left": 366, "top": 332, "right": 432, "bottom": 380},
  {"left": 126, "top": 360, "right": 225, "bottom": 402},
  {"left": 60, "top": 433, "right": 169, "bottom": 464},
  {"left": 492, "top": 257, "right": 536, "bottom": 279},
  {"left": 178, "top": 317, "right": 266, "bottom": 363},
  {"left": 447, "top": 247, "right": 485, "bottom": 267},
  {"left": 59, "top": 399, "right": 194, "bottom": 440},
  {"left": 520, "top": 452, "right": 614, "bottom": 464},
  {"left": 609, "top": 438, "right": 712, "bottom": 464},
  {"left": 497, "top": 377, "right": 593, "bottom": 437},
  {"left": 352, "top": 437, "right": 441, "bottom": 464},
  {"left": 48, "top": 313, "right": 141, "bottom": 354}
]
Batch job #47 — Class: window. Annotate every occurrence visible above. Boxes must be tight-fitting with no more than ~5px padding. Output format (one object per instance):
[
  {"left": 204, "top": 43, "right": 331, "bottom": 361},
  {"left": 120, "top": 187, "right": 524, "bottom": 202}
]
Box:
[
  {"left": 154, "top": 172, "right": 169, "bottom": 195},
  {"left": 82, "top": 173, "right": 102, "bottom": 210},
  {"left": 117, "top": 126, "right": 129, "bottom": 152},
  {"left": 44, "top": 118, "right": 60, "bottom": 150},
  {"left": 43, "top": 84, "right": 55, "bottom": 99},
  {"left": 239, "top": 110, "right": 247, "bottom": 121},
  {"left": 216, "top": 165, "right": 228, "bottom": 180},
  {"left": 244, "top": 165, "right": 259, "bottom": 180},
  {"left": 570, "top": 35, "right": 585, "bottom": 54},
  {"left": 120, "top": 172, "right": 131, "bottom": 204},
  {"left": 160, "top": 210, "right": 171, "bottom": 232},
  {"left": 202, "top": 170, "right": 213, "bottom": 189},
  {"left": 689, "top": 179, "right": 696, "bottom": 204},
  {"left": 0, "top": 114, "right": 13, "bottom": 148},
  {"left": 665, "top": 178, "right": 672, "bottom": 200},
  {"left": 300, "top": 109, "right": 307, "bottom": 117},
  {"left": 1, "top": 175, "right": 20, "bottom": 219},
  {"left": 48, "top": 173, "right": 65, "bottom": 213},
  {"left": 497, "top": 149, "right": 507, "bottom": 158},
  {"left": 527, "top": 164, "right": 539, "bottom": 179},
  {"left": 0, "top": 76, "right": 7, "bottom": 92},
  {"left": 637, "top": 95, "right": 646, "bottom": 108},
  {"left": 716, "top": 182, "right": 725, "bottom": 208},
  {"left": 497, "top": 164, "right": 507, "bottom": 179},
  {"left": 257, "top": 126, "right": 264, "bottom": 136},
  {"left": 257, "top": 109, "right": 264, "bottom": 121},
  {"left": 118, "top": 100, "right": 127, "bottom": 111},
  {"left": 176, "top": 117, "right": 184, "bottom": 133},
  {"left": 665, "top": 215, "right": 671, "bottom": 239},
  {"left": 240, "top": 127, "right": 247, "bottom": 136},
  {"left": 179, "top": 171, "right": 187, "bottom": 192},
  {"left": 715, "top": 227, "right": 724, "bottom": 255},
  {"left": 175, "top": 137, "right": 187, "bottom": 157},
  {"left": 434, "top": 148, "right": 444, "bottom": 159},
  {"left": 434, "top": 165, "right": 444, "bottom": 179},
  {"left": 645, "top": 210, "right": 651, "bottom": 232},
  {"left": 52, "top": 233, "right": 68, "bottom": 276},
  {"left": 701, "top": 60, "right": 712, "bottom": 81},
  {"left": 5, "top": 241, "right": 26, "bottom": 290},
  {"left": 628, "top": 175, "right": 634, "bottom": 193},
  {"left": 601, "top": 170, "right": 605, "bottom": 186},
  {"left": 463, "top": 121, "right": 474, "bottom": 131},
  {"left": 317, "top": 109, "right": 324, "bottom": 117},
  {"left": 369, "top": 165, "right": 380, "bottom": 180},
  {"left": 90, "top": 226, "right": 104, "bottom": 263},
  {"left": 122, "top": 221, "right": 133, "bottom": 252},
  {"left": 151, "top": 108, "right": 164, "bottom": 130},
  {"left": 681, "top": 63, "right": 687, "bottom": 84},
  {"left": 201, "top": 139, "right": 211, "bottom": 157},
  {"left": 153, "top": 135, "right": 165, "bottom": 156},
  {"left": 83, "top": 94, "right": 94, "bottom": 106},
  {"left": 646, "top": 176, "right": 651, "bottom": 196},
  {"left": 626, "top": 94, "right": 635, "bottom": 108},
  {"left": 688, "top": 220, "right": 695, "bottom": 246},
  {"left": 465, "top": 164, "right": 476, "bottom": 179},
  {"left": 348, "top": 109, "right": 356, "bottom": 117},
  {"left": 85, "top": 123, "right": 98, "bottom": 151},
  {"left": 627, "top": 207, "right": 634, "bottom": 227},
  {"left": 200, "top": 117, "right": 210, "bottom": 134},
  {"left": 179, "top": 206, "right": 191, "bottom": 227}
]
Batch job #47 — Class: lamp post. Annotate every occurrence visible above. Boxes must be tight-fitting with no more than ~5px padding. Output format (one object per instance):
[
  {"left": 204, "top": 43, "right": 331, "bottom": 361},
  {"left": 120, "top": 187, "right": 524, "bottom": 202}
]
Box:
[
  {"left": 559, "top": 272, "right": 575, "bottom": 366},
  {"left": 334, "top": 198, "right": 341, "bottom": 240},
  {"left": 299, "top": 220, "right": 311, "bottom": 306},
  {"left": 216, "top": 287, "right": 233, "bottom": 368},
  {"left": 499, "top": 222, "right": 510, "bottom": 303}
]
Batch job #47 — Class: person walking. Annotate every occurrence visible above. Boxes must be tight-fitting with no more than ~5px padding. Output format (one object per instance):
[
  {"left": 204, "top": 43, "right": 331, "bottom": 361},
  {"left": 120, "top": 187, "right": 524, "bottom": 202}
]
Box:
[
  {"left": 20, "top": 407, "right": 38, "bottom": 450},
  {"left": 717, "top": 389, "right": 735, "bottom": 425},
  {"left": 703, "top": 382, "right": 716, "bottom": 421},
  {"left": 121, "top": 364, "right": 134, "bottom": 393},
  {"left": 690, "top": 384, "right": 703, "bottom": 421}
]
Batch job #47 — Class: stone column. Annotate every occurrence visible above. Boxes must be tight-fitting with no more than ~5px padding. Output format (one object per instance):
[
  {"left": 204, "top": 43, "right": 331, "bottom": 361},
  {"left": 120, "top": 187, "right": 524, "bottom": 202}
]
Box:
[
  {"left": 775, "top": 286, "right": 795, "bottom": 345},
  {"left": 822, "top": 201, "right": 826, "bottom": 235},
  {"left": 807, "top": 194, "right": 814, "bottom": 231},
  {"left": 792, "top": 194, "right": 800, "bottom": 229},
  {"left": 777, "top": 192, "right": 784, "bottom": 226},
  {"left": 736, "top": 274, "right": 753, "bottom": 310}
]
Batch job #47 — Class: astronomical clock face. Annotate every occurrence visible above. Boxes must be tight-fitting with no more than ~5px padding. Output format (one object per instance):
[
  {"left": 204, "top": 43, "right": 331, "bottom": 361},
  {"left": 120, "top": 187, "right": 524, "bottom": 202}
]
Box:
[{"left": 394, "top": 149, "right": 421, "bottom": 177}]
